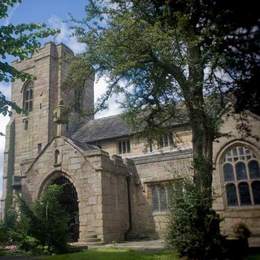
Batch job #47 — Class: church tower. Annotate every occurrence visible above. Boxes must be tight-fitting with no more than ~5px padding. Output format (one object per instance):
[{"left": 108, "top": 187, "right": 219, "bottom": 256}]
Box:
[{"left": 1, "top": 43, "right": 94, "bottom": 217}]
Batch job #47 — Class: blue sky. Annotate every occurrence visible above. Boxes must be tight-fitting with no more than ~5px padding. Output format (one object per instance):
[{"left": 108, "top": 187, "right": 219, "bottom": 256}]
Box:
[
  {"left": 0, "top": 0, "right": 121, "bottom": 200},
  {"left": 8, "top": 0, "right": 86, "bottom": 25}
]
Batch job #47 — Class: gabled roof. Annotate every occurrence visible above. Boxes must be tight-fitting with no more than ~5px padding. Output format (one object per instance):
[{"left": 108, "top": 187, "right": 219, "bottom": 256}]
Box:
[
  {"left": 72, "top": 114, "right": 134, "bottom": 143},
  {"left": 25, "top": 136, "right": 99, "bottom": 174},
  {"left": 72, "top": 112, "right": 189, "bottom": 143}
]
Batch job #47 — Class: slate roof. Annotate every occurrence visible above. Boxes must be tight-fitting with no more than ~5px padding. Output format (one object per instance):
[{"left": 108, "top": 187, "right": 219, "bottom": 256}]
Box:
[
  {"left": 70, "top": 138, "right": 100, "bottom": 151},
  {"left": 72, "top": 112, "right": 189, "bottom": 143},
  {"left": 72, "top": 115, "right": 135, "bottom": 143}
]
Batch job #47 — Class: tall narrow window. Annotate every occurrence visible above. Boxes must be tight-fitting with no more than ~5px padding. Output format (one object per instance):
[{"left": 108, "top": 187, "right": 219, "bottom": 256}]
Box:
[
  {"left": 23, "top": 81, "right": 33, "bottom": 112},
  {"left": 222, "top": 145, "right": 260, "bottom": 207},
  {"left": 151, "top": 184, "right": 170, "bottom": 213},
  {"left": 158, "top": 133, "right": 174, "bottom": 148},
  {"left": 252, "top": 181, "right": 260, "bottom": 205},
  {"left": 118, "top": 139, "right": 131, "bottom": 154},
  {"left": 37, "top": 143, "right": 42, "bottom": 154},
  {"left": 54, "top": 150, "right": 60, "bottom": 165},
  {"left": 74, "top": 88, "right": 82, "bottom": 112},
  {"left": 23, "top": 119, "right": 28, "bottom": 130},
  {"left": 226, "top": 183, "right": 238, "bottom": 206}
]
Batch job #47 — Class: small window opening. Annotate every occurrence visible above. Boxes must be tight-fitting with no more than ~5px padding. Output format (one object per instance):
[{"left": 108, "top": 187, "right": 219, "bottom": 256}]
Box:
[
  {"left": 23, "top": 81, "right": 33, "bottom": 112},
  {"left": 54, "top": 150, "right": 61, "bottom": 165},
  {"left": 74, "top": 88, "right": 82, "bottom": 112},
  {"left": 37, "top": 143, "right": 42, "bottom": 154},
  {"left": 24, "top": 119, "right": 28, "bottom": 130},
  {"left": 158, "top": 133, "right": 174, "bottom": 148},
  {"left": 118, "top": 139, "right": 131, "bottom": 154}
]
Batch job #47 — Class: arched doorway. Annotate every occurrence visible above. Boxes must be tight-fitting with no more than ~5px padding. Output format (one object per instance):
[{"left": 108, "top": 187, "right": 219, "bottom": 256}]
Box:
[{"left": 50, "top": 175, "right": 79, "bottom": 242}]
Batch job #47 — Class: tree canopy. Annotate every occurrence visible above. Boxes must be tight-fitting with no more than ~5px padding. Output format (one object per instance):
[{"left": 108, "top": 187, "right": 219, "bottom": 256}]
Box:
[
  {"left": 70, "top": 2, "right": 259, "bottom": 257},
  {"left": 72, "top": 0, "right": 260, "bottom": 184},
  {"left": 0, "top": 0, "right": 57, "bottom": 116}
]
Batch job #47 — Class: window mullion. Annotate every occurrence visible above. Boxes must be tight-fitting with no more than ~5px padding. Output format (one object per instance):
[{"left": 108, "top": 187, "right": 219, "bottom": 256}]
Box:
[
  {"left": 246, "top": 161, "right": 254, "bottom": 205},
  {"left": 236, "top": 182, "right": 241, "bottom": 206},
  {"left": 157, "top": 186, "right": 161, "bottom": 212}
]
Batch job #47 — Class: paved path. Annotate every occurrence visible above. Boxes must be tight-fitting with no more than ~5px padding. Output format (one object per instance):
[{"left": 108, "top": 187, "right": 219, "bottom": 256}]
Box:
[
  {"left": 0, "top": 240, "right": 166, "bottom": 259},
  {"left": 0, "top": 257, "right": 34, "bottom": 260},
  {"left": 88, "top": 239, "right": 165, "bottom": 251}
]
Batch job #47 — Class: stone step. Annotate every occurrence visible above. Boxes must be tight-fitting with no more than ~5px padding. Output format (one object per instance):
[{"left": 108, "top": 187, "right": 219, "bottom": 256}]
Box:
[
  {"left": 69, "top": 242, "right": 88, "bottom": 250},
  {"left": 85, "top": 237, "right": 101, "bottom": 243},
  {"left": 85, "top": 234, "right": 98, "bottom": 239},
  {"left": 87, "top": 231, "right": 96, "bottom": 234},
  {"left": 86, "top": 241, "right": 104, "bottom": 246}
]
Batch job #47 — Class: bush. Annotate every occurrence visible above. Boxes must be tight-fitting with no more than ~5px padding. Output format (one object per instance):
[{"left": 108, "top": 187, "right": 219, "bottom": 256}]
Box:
[
  {"left": 167, "top": 179, "right": 225, "bottom": 260},
  {"left": 0, "top": 224, "right": 8, "bottom": 245},
  {"left": 18, "top": 184, "right": 70, "bottom": 254},
  {"left": 0, "top": 209, "right": 18, "bottom": 246}
]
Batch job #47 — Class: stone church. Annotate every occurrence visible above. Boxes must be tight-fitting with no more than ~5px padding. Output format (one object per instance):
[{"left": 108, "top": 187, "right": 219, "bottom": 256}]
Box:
[{"left": 1, "top": 42, "right": 260, "bottom": 246}]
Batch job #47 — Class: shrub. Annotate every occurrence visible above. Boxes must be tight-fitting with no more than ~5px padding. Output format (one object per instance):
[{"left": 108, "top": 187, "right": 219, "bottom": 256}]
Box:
[
  {"left": 0, "top": 223, "right": 8, "bottom": 245},
  {"left": 167, "top": 179, "right": 225, "bottom": 259},
  {"left": 233, "top": 222, "right": 251, "bottom": 240},
  {"left": 18, "top": 184, "right": 70, "bottom": 254}
]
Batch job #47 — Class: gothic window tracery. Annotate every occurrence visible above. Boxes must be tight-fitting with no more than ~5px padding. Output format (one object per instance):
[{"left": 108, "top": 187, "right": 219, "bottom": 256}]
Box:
[
  {"left": 222, "top": 145, "right": 260, "bottom": 207},
  {"left": 23, "top": 81, "right": 33, "bottom": 112}
]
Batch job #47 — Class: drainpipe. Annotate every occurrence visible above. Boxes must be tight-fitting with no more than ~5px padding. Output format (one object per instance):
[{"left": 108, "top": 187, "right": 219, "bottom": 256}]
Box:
[{"left": 125, "top": 174, "right": 132, "bottom": 240}]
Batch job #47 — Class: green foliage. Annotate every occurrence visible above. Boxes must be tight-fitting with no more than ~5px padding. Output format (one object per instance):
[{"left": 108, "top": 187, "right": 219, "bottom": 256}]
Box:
[
  {"left": 233, "top": 222, "right": 251, "bottom": 240},
  {"left": 18, "top": 185, "right": 70, "bottom": 254},
  {"left": 40, "top": 248, "right": 178, "bottom": 260},
  {"left": 71, "top": 0, "right": 259, "bottom": 128},
  {"left": 61, "top": 56, "right": 93, "bottom": 115},
  {"left": 68, "top": 3, "right": 259, "bottom": 257},
  {"left": 0, "top": 223, "right": 9, "bottom": 245},
  {"left": 167, "top": 179, "right": 225, "bottom": 259},
  {"left": 4, "top": 208, "right": 17, "bottom": 230},
  {"left": 0, "top": 0, "right": 57, "bottom": 116}
]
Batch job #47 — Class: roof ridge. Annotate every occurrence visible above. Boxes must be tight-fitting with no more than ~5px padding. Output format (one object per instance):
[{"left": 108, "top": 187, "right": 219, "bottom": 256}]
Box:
[{"left": 92, "top": 113, "right": 123, "bottom": 121}]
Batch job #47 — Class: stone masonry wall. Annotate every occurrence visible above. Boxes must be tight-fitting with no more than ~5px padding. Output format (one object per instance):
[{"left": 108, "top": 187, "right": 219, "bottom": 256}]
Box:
[{"left": 212, "top": 111, "right": 260, "bottom": 247}]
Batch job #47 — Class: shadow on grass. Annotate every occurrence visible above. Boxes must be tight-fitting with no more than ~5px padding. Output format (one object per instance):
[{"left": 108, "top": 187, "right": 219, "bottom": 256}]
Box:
[{"left": 39, "top": 248, "right": 178, "bottom": 260}]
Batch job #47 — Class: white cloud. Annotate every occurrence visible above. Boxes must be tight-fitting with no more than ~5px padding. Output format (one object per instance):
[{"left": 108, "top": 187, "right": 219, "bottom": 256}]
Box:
[
  {"left": 47, "top": 15, "right": 122, "bottom": 118},
  {"left": 48, "top": 16, "right": 86, "bottom": 54},
  {"left": 3, "top": 3, "right": 20, "bottom": 26},
  {"left": 0, "top": 82, "right": 11, "bottom": 100},
  {"left": 94, "top": 77, "right": 122, "bottom": 118},
  {"left": 0, "top": 16, "right": 124, "bottom": 197},
  {"left": 0, "top": 114, "right": 10, "bottom": 200},
  {"left": 0, "top": 82, "right": 11, "bottom": 199}
]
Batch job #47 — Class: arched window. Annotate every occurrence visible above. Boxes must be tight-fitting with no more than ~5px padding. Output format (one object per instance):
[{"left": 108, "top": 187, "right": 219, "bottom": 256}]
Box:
[
  {"left": 222, "top": 145, "right": 260, "bottom": 207},
  {"left": 54, "top": 150, "right": 60, "bottom": 165},
  {"left": 23, "top": 81, "right": 33, "bottom": 112}
]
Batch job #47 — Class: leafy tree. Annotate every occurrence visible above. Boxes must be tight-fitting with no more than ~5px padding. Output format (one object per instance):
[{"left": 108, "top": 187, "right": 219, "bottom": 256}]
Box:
[
  {"left": 19, "top": 185, "right": 69, "bottom": 253},
  {"left": 69, "top": 0, "right": 259, "bottom": 257},
  {"left": 0, "top": 0, "right": 57, "bottom": 116},
  {"left": 71, "top": 0, "right": 260, "bottom": 195}
]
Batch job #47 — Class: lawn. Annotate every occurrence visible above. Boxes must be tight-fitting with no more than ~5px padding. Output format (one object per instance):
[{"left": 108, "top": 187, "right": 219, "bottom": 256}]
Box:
[
  {"left": 39, "top": 248, "right": 260, "bottom": 260},
  {"left": 39, "top": 248, "right": 178, "bottom": 260}
]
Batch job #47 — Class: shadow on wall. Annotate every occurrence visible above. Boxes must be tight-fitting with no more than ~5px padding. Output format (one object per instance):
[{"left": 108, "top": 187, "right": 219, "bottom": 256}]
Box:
[{"left": 127, "top": 160, "right": 158, "bottom": 240}]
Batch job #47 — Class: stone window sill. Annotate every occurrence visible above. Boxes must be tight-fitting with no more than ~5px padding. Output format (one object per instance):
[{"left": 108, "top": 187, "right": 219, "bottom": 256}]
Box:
[
  {"left": 225, "top": 205, "right": 260, "bottom": 211},
  {"left": 152, "top": 211, "right": 169, "bottom": 216}
]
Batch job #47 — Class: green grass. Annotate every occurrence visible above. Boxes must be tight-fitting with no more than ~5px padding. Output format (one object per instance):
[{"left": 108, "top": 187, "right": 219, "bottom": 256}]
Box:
[{"left": 39, "top": 248, "right": 178, "bottom": 260}]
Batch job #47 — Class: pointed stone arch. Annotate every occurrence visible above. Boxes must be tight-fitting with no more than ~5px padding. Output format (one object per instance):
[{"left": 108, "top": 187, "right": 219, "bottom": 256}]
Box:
[{"left": 38, "top": 171, "right": 79, "bottom": 242}]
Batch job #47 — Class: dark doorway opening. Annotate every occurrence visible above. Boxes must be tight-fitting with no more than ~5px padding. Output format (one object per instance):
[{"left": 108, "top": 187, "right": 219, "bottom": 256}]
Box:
[{"left": 51, "top": 176, "right": 79, "bottom": 242}]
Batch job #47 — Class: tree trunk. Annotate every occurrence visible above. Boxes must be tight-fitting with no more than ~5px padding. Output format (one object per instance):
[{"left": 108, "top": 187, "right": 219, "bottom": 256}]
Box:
[
  {"left": 190, "top": 108, "right": 214, "bottom": 204},
  {"left": 185, "top": 43, "right": 215, "bottom": 204}
]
